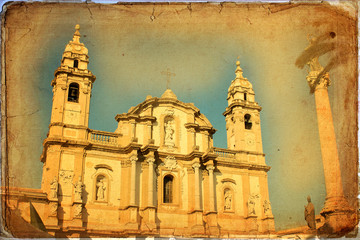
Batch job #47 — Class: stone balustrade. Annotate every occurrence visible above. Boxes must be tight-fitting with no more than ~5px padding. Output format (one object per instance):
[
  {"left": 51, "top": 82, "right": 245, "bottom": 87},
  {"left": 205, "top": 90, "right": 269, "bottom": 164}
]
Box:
[
  {"left": 88, "top": 129, "right": 120, "bottom": 145},
  {"left": 213, "top": 147, "right": 236, "bottom": 159}
]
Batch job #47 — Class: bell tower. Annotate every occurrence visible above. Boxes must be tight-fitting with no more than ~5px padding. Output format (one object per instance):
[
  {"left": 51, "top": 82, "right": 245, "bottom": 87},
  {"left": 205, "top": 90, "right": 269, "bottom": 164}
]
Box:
[
  {"left": 223, "top": 60, "right": 263, "bottom": 153},
  {"left": 49, "top": 24, "right": 96, "bottom": 140}
]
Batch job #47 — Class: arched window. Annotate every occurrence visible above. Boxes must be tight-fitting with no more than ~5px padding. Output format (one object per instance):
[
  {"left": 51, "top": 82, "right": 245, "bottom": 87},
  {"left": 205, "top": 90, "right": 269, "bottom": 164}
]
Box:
[
  {"left": 68, "top": 83, "right": 79, "bottom": 102},
  {"left": 95, "top": 175, "right": 107, "bottom": 201},
  {"left": 73, "top": 59, "right": 79, "bottom": 68},
  {"left": 244, "top": 114, "right": 252, "bottom": 130},
  {"left": 244, "top": 92, "right": 247, "bottom": 101},
  {"left": 163, "top": 175, "right": 173, "bottom": 203}
]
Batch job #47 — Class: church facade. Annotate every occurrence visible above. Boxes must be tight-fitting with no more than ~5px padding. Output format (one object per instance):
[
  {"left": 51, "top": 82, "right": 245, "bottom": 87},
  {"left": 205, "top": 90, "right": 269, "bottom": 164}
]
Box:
[{"left": 6, "top": 25, "right": 275, "bottom": 238}]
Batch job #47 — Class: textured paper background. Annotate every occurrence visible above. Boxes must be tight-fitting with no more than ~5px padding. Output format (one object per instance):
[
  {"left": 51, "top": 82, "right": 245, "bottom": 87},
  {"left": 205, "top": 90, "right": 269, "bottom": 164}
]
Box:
[{"left": 1, "top": 1, "right": 357, "bottom": 231}]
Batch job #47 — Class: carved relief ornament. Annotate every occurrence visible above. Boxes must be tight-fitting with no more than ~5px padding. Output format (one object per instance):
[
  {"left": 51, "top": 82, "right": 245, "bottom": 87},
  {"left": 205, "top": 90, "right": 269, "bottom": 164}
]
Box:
[{"left": 164, "top": 155, "right": 177, "bottom": 170}]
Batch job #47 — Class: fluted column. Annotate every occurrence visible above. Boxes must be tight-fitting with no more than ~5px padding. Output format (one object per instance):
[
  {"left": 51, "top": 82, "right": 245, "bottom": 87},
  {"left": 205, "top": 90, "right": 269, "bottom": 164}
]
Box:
[
  {"left": 206, "top": 165, "right": 215, "bottom": 212},
  {"left": 130, "top": 155, "right": 138, "bottom": 206},
  {"left": 192, "top": 162, "right": 201, "bottom": 210},
  {"left": 147, "top": 157, "right": 155, "bottom": 207}
]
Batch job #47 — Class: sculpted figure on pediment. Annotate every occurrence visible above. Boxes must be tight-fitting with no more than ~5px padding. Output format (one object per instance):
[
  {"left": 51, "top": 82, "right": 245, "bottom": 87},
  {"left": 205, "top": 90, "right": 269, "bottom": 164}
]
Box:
[
  {"left": 74, "top": 176, "right": 84, "bottom": 202},
  {"left": 263, "top": 199, "right": 272, "bottom": 217},
  {"left": 50, "top": 178, "right": 58, "bottom": 199},
  {"left": 247, "top": 194, "right": 257, "bottom": 216}
]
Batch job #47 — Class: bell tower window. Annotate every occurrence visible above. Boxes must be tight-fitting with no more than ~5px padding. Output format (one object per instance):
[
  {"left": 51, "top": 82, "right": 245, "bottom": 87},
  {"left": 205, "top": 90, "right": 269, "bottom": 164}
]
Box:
[
  {"left": 73, "top": 60, "right": 79, "bottom": 68},
  {"left": 244, "top": 93, "right": 247, "bottom": 101},
  {"left": 163, "top": 175, "right": 173, "bottom": 203},
  {"left": 68, "top": 83, "right": 79, "bottom": 102},
  {"left": 244, "top": 114, "right": 252, "bottom": 130}
]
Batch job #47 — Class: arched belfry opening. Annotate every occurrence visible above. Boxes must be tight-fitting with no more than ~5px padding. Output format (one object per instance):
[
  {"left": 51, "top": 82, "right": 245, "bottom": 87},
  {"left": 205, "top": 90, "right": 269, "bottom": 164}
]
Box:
[
  {"left": 163, "top": 175, "right": 174, "bottom": 203},
  {"left": 68, "top": 83, "right": 79, "bottom": 102},
  {"left": 73, "top": 59, "right": 79, "bottom": 68},
  {"left": 244, "top": 114, "right": 252, "bottom": 130}
]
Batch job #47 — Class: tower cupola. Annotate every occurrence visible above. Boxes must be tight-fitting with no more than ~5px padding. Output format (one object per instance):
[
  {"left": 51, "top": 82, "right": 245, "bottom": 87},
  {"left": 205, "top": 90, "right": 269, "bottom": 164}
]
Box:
[
  {"left": 61, "top": 24, "right": 89, "bottom": 70},
  {"left": 227, "top": 60, "right": 255, "bottom": 106}
]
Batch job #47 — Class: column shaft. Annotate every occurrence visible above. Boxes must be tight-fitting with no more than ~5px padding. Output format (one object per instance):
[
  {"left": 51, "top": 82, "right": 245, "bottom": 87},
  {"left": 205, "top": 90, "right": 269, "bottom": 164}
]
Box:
[
  {"left": 207, "top": 166, "right": 215, "bottom": 212},
  {"left": 314, "top": 88, "right": 344, "bottom": 198},
  {"left": 148, "top": 159, "right": 154, "bottom": 206},
  {"left": 193, "top": 163, "right": 201, "bottom": 210},
  {"left": 130, "top": 156, "right": 137, "bottom": 206}
]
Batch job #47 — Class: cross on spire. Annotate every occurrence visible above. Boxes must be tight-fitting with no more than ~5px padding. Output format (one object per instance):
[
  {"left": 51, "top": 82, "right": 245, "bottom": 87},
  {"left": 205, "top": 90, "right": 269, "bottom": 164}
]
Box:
[{"left": 161, "top": 68, "right": 176, "bottom": 89}]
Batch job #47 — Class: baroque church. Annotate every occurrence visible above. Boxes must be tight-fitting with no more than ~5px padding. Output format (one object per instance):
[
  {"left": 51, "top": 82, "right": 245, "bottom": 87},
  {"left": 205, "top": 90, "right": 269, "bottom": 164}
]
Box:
[{"left": 5, "top": 25, "right": 275, "bottom": 237}]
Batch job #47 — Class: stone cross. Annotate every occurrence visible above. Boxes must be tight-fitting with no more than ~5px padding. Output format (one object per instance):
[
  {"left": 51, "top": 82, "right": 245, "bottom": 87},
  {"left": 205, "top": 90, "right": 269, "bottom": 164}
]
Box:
[{"left": 161, "top": 68, "right": 176, "bottom": 89}]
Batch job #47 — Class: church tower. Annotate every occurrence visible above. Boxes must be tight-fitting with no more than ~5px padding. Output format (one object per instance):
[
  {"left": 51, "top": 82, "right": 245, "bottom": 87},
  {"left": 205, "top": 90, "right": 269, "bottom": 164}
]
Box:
[
  {"left": 48, "top": 24, "right": 96, "bottom": 140},
  {"left": 41, "top": 25, "right": 96, "bottom": 208},
  {"left": 223, "top": 60, "right": 263, "bottom": 153}
]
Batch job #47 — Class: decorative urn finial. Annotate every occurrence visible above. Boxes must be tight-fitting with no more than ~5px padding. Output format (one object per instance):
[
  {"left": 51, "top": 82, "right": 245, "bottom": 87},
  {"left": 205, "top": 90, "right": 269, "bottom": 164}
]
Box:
[
  {"left": 235, "top": 60, "right": 244, "bottom": 79},
  {"left": 73, "top": 24, "right": 81, "bottom": 43}
]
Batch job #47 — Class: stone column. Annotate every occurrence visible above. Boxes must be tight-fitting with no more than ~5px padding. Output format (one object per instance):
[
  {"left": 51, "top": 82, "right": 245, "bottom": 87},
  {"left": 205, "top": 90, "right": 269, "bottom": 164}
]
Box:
[
  {"left": 147, "top": 157, "right": 155, "bottom": 207},
  {"left": 130, "top": 155, "right": 138, "bottom": 206},
  {"left": 206, "top": 165, "right": 215, "bottom": 212},
  {"left": 307, "top": 68, "right": 354, "bottom": 232},
  {"left": 192, "top": 162, "right": 201, "bottom": 210}
]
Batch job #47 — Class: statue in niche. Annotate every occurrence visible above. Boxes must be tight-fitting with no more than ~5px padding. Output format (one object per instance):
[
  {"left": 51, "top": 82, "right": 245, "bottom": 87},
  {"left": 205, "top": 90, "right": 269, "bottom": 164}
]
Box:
[
  {"left": 50, "top": 178, "right": 58, "bottom": 199},
  {"left": 247, "top": 195, "right": 256, "bottom": 216},
  {"left": 304, "top": 196, "right": 316, "bottom": 230},
  {"left": 164, "top": 118, "right": 175, "bottom": 145},
  {"left": 263, "top": 199, "right": 272, "bottom": 217},
  {"left": 96, "top": 177, "right": 106, "bottom": 201},
  {"left": 74, "top": 176, "right": 84, "bottom": 202},
  {"left": 224, "top": 189, "right": 232, "bottom": 210}
]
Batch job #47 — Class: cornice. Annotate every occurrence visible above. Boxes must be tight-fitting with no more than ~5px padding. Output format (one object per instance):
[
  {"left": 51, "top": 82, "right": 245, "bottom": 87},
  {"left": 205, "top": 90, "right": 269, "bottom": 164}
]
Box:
[
  {"left": 115, "top": 114, "right": 157, "bottom": 123},
  {"left": 53, "top": 66, "right": 96, "bottom": 83},
  {"left": 216, "top": 160, "right": 271, "bottom": 172},
  {"left": 223, "top": 101, "right": 262, "bottom": 116}
]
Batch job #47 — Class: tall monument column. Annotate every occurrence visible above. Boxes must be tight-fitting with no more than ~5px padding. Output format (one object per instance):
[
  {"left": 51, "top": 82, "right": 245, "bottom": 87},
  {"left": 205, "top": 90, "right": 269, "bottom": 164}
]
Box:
[{"left": 306, "top": 56, "right": 355, "bottom": 233}]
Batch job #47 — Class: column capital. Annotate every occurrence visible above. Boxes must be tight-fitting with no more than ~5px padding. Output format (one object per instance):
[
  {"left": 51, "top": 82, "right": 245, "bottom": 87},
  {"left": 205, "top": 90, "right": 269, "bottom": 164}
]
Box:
[
  {"left": 307, "top": 72, "right": 331, "bottom": 92},
  {"left": 146, "top": 157, "right": 155, "bottom": 164},
  {"left": 192, "top": 162, "right": 201, "bottom": 170},
  {"left": 206, "top": 165, "right": 215, "bottom": 172},
  {"left": 130, "top": 155, "right": 138, "bottom": 162}
]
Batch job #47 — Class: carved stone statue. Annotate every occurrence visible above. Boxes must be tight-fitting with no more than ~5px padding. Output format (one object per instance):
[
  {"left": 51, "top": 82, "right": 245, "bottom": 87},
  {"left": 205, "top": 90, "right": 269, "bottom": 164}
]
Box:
[
  {"left": 247, "top": 195, "right": 256, "bottom": 216},
  {"left": 304, "top": 196, "right": 316, "bottom": 230},
  {"left": 74, "top": 204, "right": 82, "bottom": 218},
  {"left": 50, "top": 202, "right": 58, "bottom": 216},
  {"left": 164, "top": 119, "right": 175, "bottom": 145},
  {"left": 96, "top": 178, "right": 106, "bottom": 201},
  {"left": 50, "top": 178, "right": 58, "bottom": 199},
  {"left": 224, "top": 189, "right": 232, "bottom": 210},
  {"left": 74, "top": 176, "right": 84, "bottom": 202},
  {"left": 263, "top": 199, "right": 272, "bottom": 217}
]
